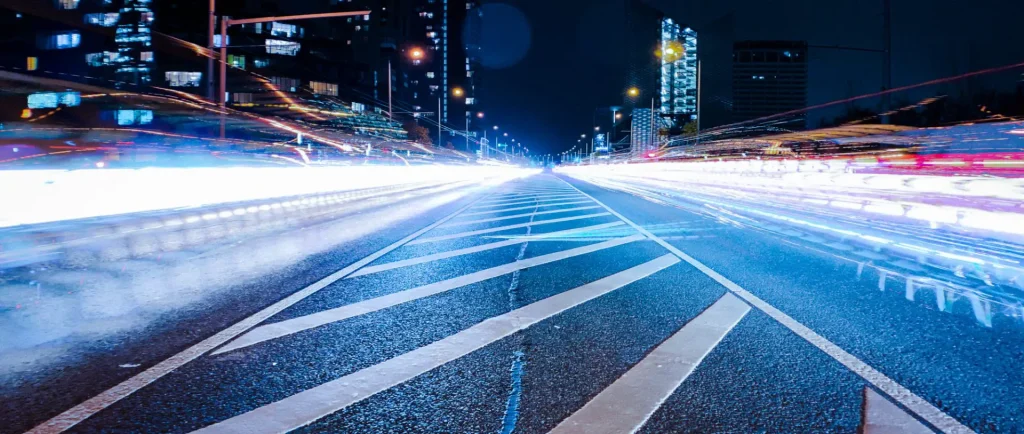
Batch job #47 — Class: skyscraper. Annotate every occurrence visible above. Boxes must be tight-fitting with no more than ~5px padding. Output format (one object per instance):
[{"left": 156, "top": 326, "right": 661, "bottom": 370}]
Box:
[
  {"left": 732, "top": 41, "right": 808, "bottom": 127},
  {"left": 659, "top": 18, "right": 697, "bottom": 123}
]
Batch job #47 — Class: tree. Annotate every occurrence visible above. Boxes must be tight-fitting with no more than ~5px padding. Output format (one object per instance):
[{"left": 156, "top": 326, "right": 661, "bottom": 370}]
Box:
[
  {"left": 402, "top": 120, "right": 433, "bottom": 145},
  {"left": 682, "top": 121, "right": 698, "bottom": 136}
]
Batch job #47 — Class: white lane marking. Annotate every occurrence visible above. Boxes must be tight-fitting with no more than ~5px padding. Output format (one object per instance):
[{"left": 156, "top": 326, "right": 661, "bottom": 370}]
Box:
[
  {"left": 440, "top": 206, "right": 602, "bottom": 228},
  {"left": 862, "top": 387, "right": 935, "bottom": 434},
  {"left": 25, "top": 193, "right": 494, "bottom": 434},
  {"left": 478, "top": 193, "right": 583, "bottom": 205},
  {"left": 470, "top": 196, "right": 586, "bottom": 210},
  {"left": 457, "top": 200, "right": 594, "bottom": 218},
  {"left": 195, "top": 254, "right": 681, "bottom": 434},
  {"left": 407, "top": 213, "right": 612, "bottom": 245},
  {"left": 549, "top": 293, "right": 750, "bottom": 434},
  {"left": 347, "top": 222, "right": 626, "bottom": 278},
  {"left": 211, "top": 235, "right": 645, "bottom": 355},
  {"left": 558, "top": 178, "right": 975, "bottom": 434}
]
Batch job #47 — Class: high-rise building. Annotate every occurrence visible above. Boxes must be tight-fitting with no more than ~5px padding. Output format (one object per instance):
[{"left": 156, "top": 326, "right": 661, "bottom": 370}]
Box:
[
  {"left": 630, "top": 108, "right": 655, "bottom": 157},
  {"left": 659, "top": 18, "right": 697, "bottom": 123},
  {"left": 732, "top": 40, "right": 808, "bottom": 127}
]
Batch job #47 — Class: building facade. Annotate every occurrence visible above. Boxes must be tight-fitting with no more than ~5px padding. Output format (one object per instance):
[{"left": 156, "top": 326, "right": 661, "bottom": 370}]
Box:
[
  {"left": 659, "top": 17, "right": 697, "bottom": 124},
  {"left": 731, "top": 40, "right": 808, "bottom": 127}
]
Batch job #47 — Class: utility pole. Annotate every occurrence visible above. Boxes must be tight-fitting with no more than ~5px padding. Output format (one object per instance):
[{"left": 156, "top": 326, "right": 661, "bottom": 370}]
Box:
[
  {"left": 387, "top": 59, "right": 393, "bottom": 120},
  {"left": 882, "top": 0, "right": 892, "bottom": 122},
  {"left": 207, "top": 0, "right": 215, "bottom": 100}
]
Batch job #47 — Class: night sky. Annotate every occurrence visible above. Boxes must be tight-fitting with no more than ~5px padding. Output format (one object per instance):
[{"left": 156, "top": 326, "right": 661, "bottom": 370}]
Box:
[{"left": 474, "top": 0, "right": 1024, "bottom": 156}]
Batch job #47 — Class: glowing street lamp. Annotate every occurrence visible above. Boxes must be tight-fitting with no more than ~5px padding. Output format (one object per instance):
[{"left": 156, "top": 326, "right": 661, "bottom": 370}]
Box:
[
  {"left": 408, "top": 47, "right": 425, "bottom": 60},
  {"left": 493, "top": 125, "right": 499, "bottom": 130},
  {"left": 452, "top": 87, "right": 465, "bottom": 97},
  {"left": 627, "top": 87, "right": 640, "bottom": 98},
  {"left": 476, "top": 112, "right": 485, "bottom": 119}
]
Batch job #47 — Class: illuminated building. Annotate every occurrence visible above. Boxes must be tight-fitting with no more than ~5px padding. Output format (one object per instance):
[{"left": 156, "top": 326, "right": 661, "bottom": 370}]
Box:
[
  {"left": 660, "top": 18, "right": 697, "bottom": 123},
  {"left": 732, "top": 41, "right": 808, "bottom": 127}
]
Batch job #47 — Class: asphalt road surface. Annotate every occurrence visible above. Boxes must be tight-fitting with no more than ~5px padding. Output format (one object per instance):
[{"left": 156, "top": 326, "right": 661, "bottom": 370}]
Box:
[{"left": 6, "top": 174, "right": 1022, "bottom": 433}]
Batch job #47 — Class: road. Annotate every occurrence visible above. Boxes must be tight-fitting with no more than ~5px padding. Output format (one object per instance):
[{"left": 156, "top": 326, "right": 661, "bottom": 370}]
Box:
[{"left": 5, "top": 174, "right": 1023, "bottom": 433}]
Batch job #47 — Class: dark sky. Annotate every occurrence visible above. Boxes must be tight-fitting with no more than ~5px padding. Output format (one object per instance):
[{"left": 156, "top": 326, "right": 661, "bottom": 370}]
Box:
[{"left": 474, "top": 0, "right": 1024, "bottom": 156}]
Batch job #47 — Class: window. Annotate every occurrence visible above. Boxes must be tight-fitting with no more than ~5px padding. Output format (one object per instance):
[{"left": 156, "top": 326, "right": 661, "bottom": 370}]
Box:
[
  {"left": 253, "top": 58, "right": 270, "bottom": 68},
  {"left": 426, "top": 31, "right": 437, "bottom": 38},
  {"left": 270, "top": 22, "right": 298, "bottom": 38},
  {"left": 352, "top": 102, "right": 365, "bottom": 112},
  {"left": 466, "top": 97, "right": 475, "bottom": 105},
  {"left": 309, "top": 81, "right": 338, "bottom": 96},
  {"left": 26, "top": 57, "right": 37, "bottom": 71},
  {"left": 28, "top": 92, "right": 80, "bottom": 109},
  {"left": 271, "top": 77, "right": 299, "bottom": 92},
  {"left": 213, "top": 35, "right": 229, "bottom": 48},
  {"left": 232, "top": 93, "right": 253, "bottom": 104},
  {"left": 116, "top": 109, "right": 153, "bottom": 125},
  {"left": 43, "top": 32, "right": 81, "bottom": 50},
  {"left": 165, "top": 71, "right": 202, "bottom": 87},
  {"left": 56, "top": 0, "right": 79, "bottom": 9},
  {"left": 228, "top": 54, "right": 245, "bottom": 69},
  {"left": 140, "top": 51, "right": 153, "bottom": 62},
  {"left": 426, "top": 72, "right": 435, "bottom": 79},
  {"left": 266, "top": 39, "right": 300, "bottom": 56},
  {"left": 85, "top": 52, "right": 119, "bottom": 66},
  {"left": 84, "top": 13, "right": 119, "bottom": 26}
]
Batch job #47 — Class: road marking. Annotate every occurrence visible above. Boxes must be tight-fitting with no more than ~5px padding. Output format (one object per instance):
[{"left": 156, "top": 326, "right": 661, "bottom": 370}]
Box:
[
  {"left": 549, "top": 293, "right": 750, "bottom": 434},
  {"left": 471, "top": 196, "right": 586, "bottom": 210},
  {"left": 478, "top": 193, "right": 583, "bottom": 205},
  {"left": 861, "top": 387, "right": 935, "bottom": 434},
  {"left": 195, "top": 254, "right": 680, "bottom": 434},
  {"left": 407, "top": 213, "right": 612, "bottom": 245},
  {"left": 558, "top": 178, "right": 975, "bottom": 434},
  {"left": 25, "top": 193, "right": 494, "bottom": 434},
  {"left": 457, "top": 200, "right": 594, "bottom": 218},
  {"left": 348, "top": 222, "right": 625, "bottom": 278},
  {"left": 211, "top": 234, "right": 645, "bottom": 355},
  {"left": 441, "top": 206, "right": 601, "bottom": 228}
]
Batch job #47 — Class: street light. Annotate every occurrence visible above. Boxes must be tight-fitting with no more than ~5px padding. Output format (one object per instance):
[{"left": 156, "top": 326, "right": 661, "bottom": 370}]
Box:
[
  {"left": 594, "top": 126, "right": 600, "bottom": 132},
  {"left": 452, "top": 87, "right": 465, "bottom": 97},
  {"left": 476, "top": 112, "right": 485, "bottom": 119},
  {"left": 408, "top": 47, "right": 425, "bottom": 60},
  {"left": 627, "top": 87, "right": 640, "bottom": 98},
  {"left": 493, "top": 125, "right": 499, "bottom": 130}
]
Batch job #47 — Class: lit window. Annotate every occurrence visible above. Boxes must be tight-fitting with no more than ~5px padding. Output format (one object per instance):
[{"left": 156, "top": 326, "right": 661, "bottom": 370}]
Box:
[
  {"left": 467, "top": 71, "right": 473, "bottom": 77},
  {"left": 28, "top": 91, "right": 80, "bottom": 109},
  {"left": 46, "top": 32, "right": 81, "bottom": 49},
  {"left": 270, "top": 22, "right": 298, "bottom": 38},
  {"left": 466, "top": 97, "right": 475, "bottom": 105},
  {"left": 165, "top": 71, "right": 202, "bottom": 87},
  {"left": 56, "top": 0, "right": 79, "bottom": 10},
  {"left": 355, "top": 26, "right": 361, "bottom": 31},
  {"left": 271, "top": 77, "right": 299, "bottom": 92},
  {"left": 213, "top": 35, "right": 229, "bottom": 48},
  {"left": 309, "top": 81, "right": 338, "bottom": 96},
  {"left": 228, "top": 54, "right": 245, "bottom": 69},
  {"left": 26, "top": 57, "right": 37, "bottom": 71},
  {"left": 266, "top": 39, "right": 300, "bottom": 55},
  {"left": 85, "top": 52, "right": 119, "bottom": 66},
  {"left": 426, "top": 72, "right": 435, "bottom": 78},
  {"left": 253, "top": 58, "right": 270, "bottom": 68},
  {"left": 426, "top": 31, "right": 437, "bottom": 38},
  {"left": 84, "top": 13, "right": 119, "bottom": 26},
  {"left": 140, "top": 51, "right": 153, "bottom": 62},
  {"left": 116, "top": 110, "right": 153, "bottom": 125}
]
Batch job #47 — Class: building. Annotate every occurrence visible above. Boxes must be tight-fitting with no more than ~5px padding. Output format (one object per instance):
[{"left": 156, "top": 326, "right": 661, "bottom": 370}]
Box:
[
  {"left": 659, "top": 18, "right": 697, "bottom": 124},
  {"left": 732, "top": 40, "right": 808, "bottom": 127},
  {"left": 630, "top": 108, "right": 655, "bottom": 157}
]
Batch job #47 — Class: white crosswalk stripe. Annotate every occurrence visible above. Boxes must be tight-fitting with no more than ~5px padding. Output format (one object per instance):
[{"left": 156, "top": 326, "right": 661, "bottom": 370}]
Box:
[
  {"left": 211, "top": 235, "right": 645, "bottom": 355},
  {"left": 406, "top": 213, "right": 612, "bottom": 245},
  {"left": 549, "top": 293, "right": 750, "bottom": 434},
  {"left": 456, "top": 200, "right": 594, "bottom": 218},
  {"left": 439, "top": 206, "right": 601, "bottom": 228},
  {"left": 477, "top": 193, "right": 583, "bottom": 205},
  {"left": 195, "top": 254, "right": 680, "bottom": 434},
  {"left": 470, "top": 196, "right": 587, "bottom": 210},
  {"left": 347, "top": 222, "right": 625, "bottom": 278}
]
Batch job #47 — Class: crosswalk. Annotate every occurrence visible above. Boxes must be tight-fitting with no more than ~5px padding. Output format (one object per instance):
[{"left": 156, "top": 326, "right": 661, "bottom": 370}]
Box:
[{"left": 29, "top": 176, "right": 961, "bottom": 434}]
